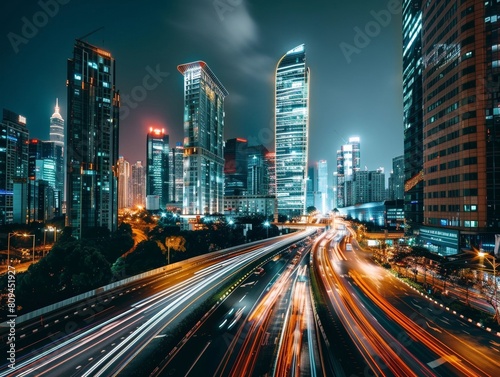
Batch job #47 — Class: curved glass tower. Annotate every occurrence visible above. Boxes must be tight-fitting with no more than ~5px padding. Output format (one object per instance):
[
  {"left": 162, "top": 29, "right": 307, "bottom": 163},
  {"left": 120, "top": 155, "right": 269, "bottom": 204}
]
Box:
[{"left": 274, "top": 44, "right": 310, "bottom": 219}]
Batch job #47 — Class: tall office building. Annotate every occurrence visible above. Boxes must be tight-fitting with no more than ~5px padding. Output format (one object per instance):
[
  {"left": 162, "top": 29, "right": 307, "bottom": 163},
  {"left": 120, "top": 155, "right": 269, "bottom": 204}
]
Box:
[
  {"left": 247, "top": 144, "right": 269, "bottom": 196},
  {"left": 66, "top": 40, "right": 120, "bottom": 238},
  {"left": 306, "top": 165, "right": 317, "bottom": 209},
  {"left": 274, "top": 44, "right": 310, "bottom": 219},
  {"left": 146, "top": 128, "right": 169, "bottom": 209},
  {"left": 0, "top": 109, "right": 29, "bottom": 224},
  {"left": 266, "top": 152, "right": 276, "bottom": 197},
  {"left": 171, "top": 143, "right": 184, "bottom": 204},
  {"left": 224, "top": 138, "right": 248, "bottom": 196},
  {"left": 130, "top": 161, "right": 146, "bottom": 208},
  {"left": 370, "top": 168, "right": 386, "bottom": 202},
  {"left": 117, "top": 156, "right": 130, "bottom": 209},
  {"left": 389, "top": 155, "right": 405, "bottom": 200},
  {"left": 417, "top": 0, "right": 500, "bottom": 253},
  {"left": 403, "top": 0, "right": 424, "bottom": 234},
  {"left": 50, "top": 98, "right": 65, "bottom": 148},
  {"left": 50, "top": 98, "right": 66, "bottom": 205},
  {"left": 178, "top": 61, "right": 228, "bottom": 215},
  {"left": 28, "top": 139, "right": 63, "bottom": 220},
  {"left": 318, "top": 160, "right": 329, "bottom": 214},
  {"left": 336, "top": 137, "right": 361, "bottom": 207}
]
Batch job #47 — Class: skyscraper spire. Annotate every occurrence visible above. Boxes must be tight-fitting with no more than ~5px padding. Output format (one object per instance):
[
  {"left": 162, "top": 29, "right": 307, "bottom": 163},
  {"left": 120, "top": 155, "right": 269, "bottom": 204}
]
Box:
[{"left": 55, "top": 98, "right": 59, "bottom": 114}]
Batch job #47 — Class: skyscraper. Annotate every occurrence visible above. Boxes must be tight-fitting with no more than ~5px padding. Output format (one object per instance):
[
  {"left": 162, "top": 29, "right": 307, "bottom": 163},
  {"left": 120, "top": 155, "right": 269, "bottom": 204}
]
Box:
[
  {"left": 0, "top": 109, "right": 29, "bottom": 224},
  {"left": 178, "top": 61, "right": 228, "bottom": 215},
  {"left": 50, "top": 98, "right": 66, "bottom": 205},
  {"left": 117, "top": 156, "right": 130, "bottom": 209},
  {"left": 336, "top": 137, "right": 361, "bottom": 207},
  {"left": 66, "top": 40, "right": 120, "bottom": 238},
  {"left": 146, "top": 128, "right": 169, "bottom": 209},
  {"left": 318, "top": 160, "right": 329, "bottom": 214},
  {"left": 50, "top": 98, "right": 64, "bottom": 148},
  {"left": 130, "top": 161, "right": 146, "bottom": 208},
  {"left": 417, "top": 0, "right": 500, "bottom": 252},
  {"left": 28, "top": 139, "right": 63, "bottom": 220},
  {"left": 171, "top": 143, "right": 184, "bottom": 204},
  {"left": 403, "top": 0, "right": 424, "bottom": 235},
  {"left": 274, "top": 44, "right": 310, "bottom": 219},
  {"left": 247, "top": 144, "right": 269, "bottom": 196},
  {"left": 224, "top": 138, "right": 248, "bottom": 196},
  {"left": 389, "top": 155, "right": 405, "bottom": 200}
]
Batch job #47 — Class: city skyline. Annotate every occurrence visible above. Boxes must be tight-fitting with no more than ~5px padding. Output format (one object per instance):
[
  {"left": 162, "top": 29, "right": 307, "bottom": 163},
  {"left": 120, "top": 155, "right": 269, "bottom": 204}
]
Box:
[{"left": 0, "top": 0, "right": 403, "bottom": 175}]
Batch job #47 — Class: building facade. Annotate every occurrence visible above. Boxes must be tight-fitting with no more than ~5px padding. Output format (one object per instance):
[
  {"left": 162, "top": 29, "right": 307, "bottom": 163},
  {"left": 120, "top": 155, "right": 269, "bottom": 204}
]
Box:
[
  {"left": 178, "top": 61, "right": 228, "bottom": 215},
  {"left": 117, "top": 156, "right": 130, "bottom": 209},
  {"left": 389, "top": 155, "right": 405, "bottom": 200},
  {"left": 403, "top": 0, "right": 425, "bottom": 234},
  {"left": 224, "top": 138, "right": 248, "bottom": 196},
  {"left": 336, "top": 136, "right": 361, "bottom": 207},
  {"left": 419, "top": 0, "right": 500, "bottom": 253},
  {"left": 275, "top": 44, "right": 310, "bottom": 219},
  {"left": 146, "top": 128, "right": 169, "bottom": 209},
  {"left": 0, "top": 109, "right": 29, "bottom": 224},
  {"left": 130, "top": 161, "right": 146, "bottom": 208},
  {"left": 247, "top": 144, "right": 269, "bottom": 196},
  {"left": 66, "top": 40, "right": 120, "bottom": 238}
]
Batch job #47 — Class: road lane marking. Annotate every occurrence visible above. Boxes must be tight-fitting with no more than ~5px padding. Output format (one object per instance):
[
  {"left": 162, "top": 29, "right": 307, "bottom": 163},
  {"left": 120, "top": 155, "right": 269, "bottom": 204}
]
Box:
[{"left": 427, "top": 355, "right": 460, "bottom": 368}]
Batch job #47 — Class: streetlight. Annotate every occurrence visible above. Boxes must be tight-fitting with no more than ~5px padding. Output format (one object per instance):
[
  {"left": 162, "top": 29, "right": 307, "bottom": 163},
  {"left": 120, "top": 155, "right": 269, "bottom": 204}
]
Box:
[
  {"left": 44, "top": 226, "right": 57, "bottom": 246},
  {"left": 478, "top": 250, "right": 499, "bottom": 324},
  {"left": 7, "top": 233, "right": 36, "bottom": 264}
]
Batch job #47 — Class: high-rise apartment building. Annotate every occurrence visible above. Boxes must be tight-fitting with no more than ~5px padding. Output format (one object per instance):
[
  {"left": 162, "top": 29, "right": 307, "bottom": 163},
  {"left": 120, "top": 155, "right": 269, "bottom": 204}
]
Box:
[
  {"left": 275, "top": 44, "right": 310, "bottom": 219},
  {"left": 406, "top": 0, "right": 500, "bottom": 253},
  {"left": 403, "top": 0, "right": 425, "bottom": 234},
  {"left": 146, "top": 128, "right": 169, "bottom": 209},
  {"left": 130, "top": 161, "right": 146, "bottom": 208},
  {"left": 178, "top": 61, "right": 228, "bottom": 215},
  {"left": 66, "top": 40, "right": 120, "bottom": 238},
  {"left": 0, "top": 109, "right": 29, "bottom": 224},
  {"left": 117, "top": 156, "right": 130, "bottom": 209}
]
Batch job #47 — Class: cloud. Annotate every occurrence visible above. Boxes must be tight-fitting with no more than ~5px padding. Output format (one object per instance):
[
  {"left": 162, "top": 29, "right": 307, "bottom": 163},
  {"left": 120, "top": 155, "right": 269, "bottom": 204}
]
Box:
[{"left": 170, "top": 1, "right": 274, "bottom": 81}]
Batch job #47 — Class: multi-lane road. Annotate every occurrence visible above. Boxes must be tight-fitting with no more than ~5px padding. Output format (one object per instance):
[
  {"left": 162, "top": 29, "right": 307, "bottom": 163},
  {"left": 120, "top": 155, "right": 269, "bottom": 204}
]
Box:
[{"left": 2, "top": 222, "right": 500, "bottom": 376}]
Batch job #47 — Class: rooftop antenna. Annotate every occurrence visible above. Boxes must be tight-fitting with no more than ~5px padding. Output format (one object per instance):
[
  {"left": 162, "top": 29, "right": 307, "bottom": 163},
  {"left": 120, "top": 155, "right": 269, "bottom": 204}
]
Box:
[{"left": 77, "top": 26, "right": 105, "bottom": 42}]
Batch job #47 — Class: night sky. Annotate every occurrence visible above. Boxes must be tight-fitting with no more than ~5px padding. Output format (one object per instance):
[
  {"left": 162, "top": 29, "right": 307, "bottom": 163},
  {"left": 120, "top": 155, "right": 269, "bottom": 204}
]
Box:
[{"left": 0, "top": 0, "right": 403, "bottom": 176}]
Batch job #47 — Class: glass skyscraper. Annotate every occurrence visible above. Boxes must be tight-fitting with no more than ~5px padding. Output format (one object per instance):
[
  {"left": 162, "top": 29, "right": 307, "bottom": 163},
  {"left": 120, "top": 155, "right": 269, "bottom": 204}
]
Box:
[
  {"left": 336, "top": 137, "right": 361, "bottom": 208},
  {"left": 274, "top": 44, "right": 310, "bottom": 219},
  {"left": 66, "top": 40, "right": 120, "bottom": 238},
  {"left": 402, "top": 0, "right": 424, "bottom": 234},
  {"left": 0, "top": 109, "right": 29, "bottom": 224},
  {"left": 146, "top": 128, "right": 169, "bottom": 209},
  {"left": 178, "top": 61, "right": 228, "bottom": 215}
]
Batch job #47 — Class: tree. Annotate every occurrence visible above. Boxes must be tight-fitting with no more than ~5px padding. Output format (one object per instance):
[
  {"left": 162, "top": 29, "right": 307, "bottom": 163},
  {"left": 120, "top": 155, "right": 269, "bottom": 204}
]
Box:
[
  {"left": 306, "top": 206, "right": 317, "bottom": 214},
  {"left": 122, "top": 240, "right": 165, "bottom": 276},
  {"left": 164, "top": 236, "right": 186, "bottom": 264}
]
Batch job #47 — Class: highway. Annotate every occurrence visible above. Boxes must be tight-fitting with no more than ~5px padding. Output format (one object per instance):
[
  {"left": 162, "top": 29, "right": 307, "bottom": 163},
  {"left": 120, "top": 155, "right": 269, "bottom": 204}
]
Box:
[
  {"left": 313, "top": 222, "right": 500, "bottom": 376},
  {"left": 0, "top": 230, "right": 314, "bottom": 377},
  {"left": 151, "top": 241, "right": 323, "bottom": 377}
]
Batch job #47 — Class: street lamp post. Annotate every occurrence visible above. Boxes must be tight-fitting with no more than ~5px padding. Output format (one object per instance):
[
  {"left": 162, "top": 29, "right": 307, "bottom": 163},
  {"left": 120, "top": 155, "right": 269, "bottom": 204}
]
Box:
[
  {"left": 478, "top": 250, "right": 499, "bottom": 324},
  {"left": 7, "top": 232, "right": 16, "bottom": 265}
]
